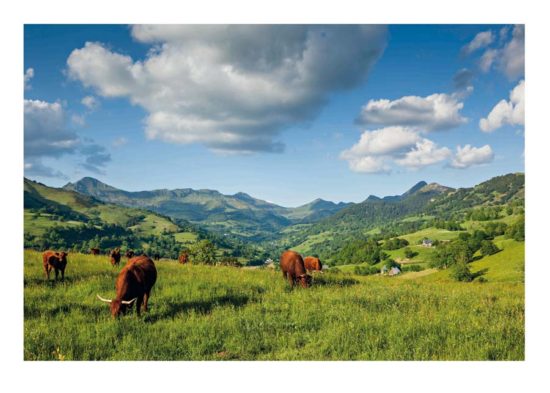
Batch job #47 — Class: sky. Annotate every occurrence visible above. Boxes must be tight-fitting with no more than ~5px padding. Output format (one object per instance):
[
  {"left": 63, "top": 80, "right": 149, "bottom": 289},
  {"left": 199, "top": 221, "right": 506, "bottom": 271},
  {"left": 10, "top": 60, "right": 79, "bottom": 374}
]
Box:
[{"left": 24, "top": 24, "right": 525, "bottom": 207}]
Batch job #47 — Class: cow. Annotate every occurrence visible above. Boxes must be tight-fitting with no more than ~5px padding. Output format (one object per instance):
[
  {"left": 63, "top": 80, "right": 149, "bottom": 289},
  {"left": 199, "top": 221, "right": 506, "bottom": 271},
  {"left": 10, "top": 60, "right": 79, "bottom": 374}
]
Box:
[
  {"left": 110, "top": 248, "right": 121, "bottom": 266},
  {"left": 42, "top": 250, "right": 68, "bottom": 282},
  {"left": 90, "top": 247, "right": 100, "bottom": 255},
  {"left": 97, "top": 256, "right": 157, "bottom": 318},
  {"left": 304, "top": 256, "right": 323, "bottom": 273},
  {"left": 280, "top": 250, "right": 311, "bottom": 288},
  {"left": 125, "top": 250, "right": 135, "bottom": 259},
  {"left": 153, "top": 253, "right": 160, "bottom": 261},
  {"left": 178, "top": 252, "right": 188, "bottom": 264}
]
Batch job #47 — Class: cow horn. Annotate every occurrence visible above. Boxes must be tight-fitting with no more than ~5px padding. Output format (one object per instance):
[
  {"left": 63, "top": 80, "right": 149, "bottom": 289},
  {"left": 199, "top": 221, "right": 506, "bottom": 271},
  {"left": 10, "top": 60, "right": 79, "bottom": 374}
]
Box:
[
  {"left": 121, "top": 297, "right": 137, "bottom": 305},
  {"left": 96, "top": 294, "right": 112, "bottom": 304}
]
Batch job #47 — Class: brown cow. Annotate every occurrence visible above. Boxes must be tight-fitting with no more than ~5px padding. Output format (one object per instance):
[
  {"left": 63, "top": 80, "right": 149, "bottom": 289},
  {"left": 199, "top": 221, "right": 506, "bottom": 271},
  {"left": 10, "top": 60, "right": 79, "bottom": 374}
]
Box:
[
  {"left": 110, "top": 248, "right": 121, "bottom": 266},
  {"left": 42, "top": 250, "right": 68, "bottom": 281},
  {"left": 178, "top": 252, "right": 188, "bottom": 264},
  {"left": 304, "top": 256, "right": 323, "bottom": 272},
  {"left": 97, "top": 256, "right": 157, "bottom": 317},
  {"left": 90, "top": 247, "right": 100, "bottom": 255},
  {"left": 280, "top": 250, "right": 311, "bottom": 288},
  {"left": 125, "top": 250, "right": 135, "bottom": 259}
]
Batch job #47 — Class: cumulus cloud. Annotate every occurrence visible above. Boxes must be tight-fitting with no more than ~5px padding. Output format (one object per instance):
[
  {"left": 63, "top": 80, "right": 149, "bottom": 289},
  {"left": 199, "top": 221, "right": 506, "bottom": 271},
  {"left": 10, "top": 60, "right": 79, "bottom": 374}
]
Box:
[
  {"left": 24, "top": 159, "right": 68, "bottom": 180},
  {"left": 341, "top": 126, "right": 420, "bottom": 158},
  {"left": 24, "top": 100, "right": 80, "bottom": 158},
  {"left": 479, "top": 49, "right": 498, "bottom": 73},
  {"left": 450, "top": 144, "right": 494, "bottom": 169},
  {"left": 478, "top": 25, "right": 524, "bottom": 80},
  {"left": 66, "top": 25, "right": 388, "bottom": 153},
  {"left": 24, "top": 99, "right": 111, "bottom": 176},
  {"left": 453, "top": 68, "right": 474, "bottom": 90},
  {"left": 24, "top": 68, "right": 34, "bottom": 90},
  {"left": 394, "top": 139, "right": 451, "bottom": 169},
  {"left": 500, "top": 25, "right": 524, "bottom": 80},
  {"left": 356, "top": 92, "right": 467, "bottom": 131},
  {"left": 340, "top": 127, "right": 452, "bottom": 173},
  {"left": 462, "top": 31, "right": 494, "bottom": 56},
  {"left": 81, "top": 95, "right": 100, "bottom": 110},
  {"left": 480, "top": 80, "right": 524, "bottom": 132}
]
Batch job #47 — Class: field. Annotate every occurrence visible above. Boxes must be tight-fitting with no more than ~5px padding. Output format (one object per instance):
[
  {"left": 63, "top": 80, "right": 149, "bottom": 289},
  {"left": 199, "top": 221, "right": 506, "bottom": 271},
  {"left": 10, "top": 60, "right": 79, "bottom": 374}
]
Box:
[{"left": 24, "top": 249, "right": 524, "bottom": 360}]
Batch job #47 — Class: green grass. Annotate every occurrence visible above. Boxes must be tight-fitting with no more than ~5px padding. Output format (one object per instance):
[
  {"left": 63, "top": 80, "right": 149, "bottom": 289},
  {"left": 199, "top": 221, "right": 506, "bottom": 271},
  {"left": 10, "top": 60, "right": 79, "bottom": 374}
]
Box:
[
  {"left": 291, "top": 231, "right": 333, "bottom": 254},
  {"left": 397, "top": 227, "right": 465, "bottom": 244},
  {"left": 24, "top": 249, "right": 524, "bottom": 360},
  {"left": 173, "top": 231, "right": 199, "bottom": 244}
]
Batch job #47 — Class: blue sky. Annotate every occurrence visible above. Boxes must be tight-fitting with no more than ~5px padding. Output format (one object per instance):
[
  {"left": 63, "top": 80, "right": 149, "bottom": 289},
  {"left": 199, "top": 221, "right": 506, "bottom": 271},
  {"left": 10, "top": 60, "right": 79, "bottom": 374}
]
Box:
[{"left": 24, "top": 25, "right": 524, "bottom": 206}]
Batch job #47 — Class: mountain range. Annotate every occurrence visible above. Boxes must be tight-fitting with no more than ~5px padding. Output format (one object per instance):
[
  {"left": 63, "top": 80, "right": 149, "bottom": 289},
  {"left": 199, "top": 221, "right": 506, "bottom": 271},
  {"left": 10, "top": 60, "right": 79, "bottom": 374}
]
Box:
[{"left": 63, "top": 177, "right": 352, "bottom": 240}]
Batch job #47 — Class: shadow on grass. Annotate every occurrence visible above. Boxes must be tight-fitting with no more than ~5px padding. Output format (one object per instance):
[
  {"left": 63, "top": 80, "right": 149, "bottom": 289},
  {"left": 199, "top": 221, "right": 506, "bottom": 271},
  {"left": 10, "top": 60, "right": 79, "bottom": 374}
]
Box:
[
  {"left": 311, "top": 274, "right": 359, "bottom": 287},
  {"left": 472, "top": 268, "right": 489, "bottom": 280},
  {"left": 24, "top": 272, "right": 116, "bottom": 287},
  {"left": 145, "top": 294, "right": 252, "bottom": 322},
  {"left": 24, "top": 303, "right": 105, "bottom": 319}
]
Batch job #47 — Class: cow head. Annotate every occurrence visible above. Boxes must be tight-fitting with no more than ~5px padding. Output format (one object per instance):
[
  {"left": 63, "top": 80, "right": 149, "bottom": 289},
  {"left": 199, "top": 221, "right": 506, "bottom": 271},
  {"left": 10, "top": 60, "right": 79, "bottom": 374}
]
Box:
[
  {"left": 57, "top": 252, "right": 68, "bottom": 264},
  {"left": 297, "top": 273, "right": 312, "bottom": 288},
  {"left": 97, "top": 294, "right": 137, "bottom": 318}
]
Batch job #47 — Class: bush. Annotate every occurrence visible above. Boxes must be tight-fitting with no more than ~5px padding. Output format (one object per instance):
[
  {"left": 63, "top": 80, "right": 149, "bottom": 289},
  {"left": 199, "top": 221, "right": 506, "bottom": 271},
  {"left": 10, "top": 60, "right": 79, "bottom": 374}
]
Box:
[
  {"left": 404, "top": 247, "right": 418, "bottom": 259},
  {"left": 353, "top": 265, "right": 379, "bottom": 276},
  {"left": 402, "top": 264, "right": 424, "bottom": 272},
  {"left": 451, "top": 262, "right": 473, "bottom": 282}
]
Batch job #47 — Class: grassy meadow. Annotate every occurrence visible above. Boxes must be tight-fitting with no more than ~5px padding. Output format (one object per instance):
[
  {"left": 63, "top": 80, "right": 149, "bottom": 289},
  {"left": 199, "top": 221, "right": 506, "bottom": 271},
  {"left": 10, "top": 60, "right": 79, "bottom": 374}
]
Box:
[{"left": 24, "top": 249, "right": 524, "bottom": 360}]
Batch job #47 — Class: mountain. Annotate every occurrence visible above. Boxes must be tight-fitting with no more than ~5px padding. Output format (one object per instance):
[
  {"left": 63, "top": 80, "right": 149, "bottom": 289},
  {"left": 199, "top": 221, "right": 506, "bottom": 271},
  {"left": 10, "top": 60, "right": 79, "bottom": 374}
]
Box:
[{"left": 63, "top": 177, "right": 352, "bottom": 240}]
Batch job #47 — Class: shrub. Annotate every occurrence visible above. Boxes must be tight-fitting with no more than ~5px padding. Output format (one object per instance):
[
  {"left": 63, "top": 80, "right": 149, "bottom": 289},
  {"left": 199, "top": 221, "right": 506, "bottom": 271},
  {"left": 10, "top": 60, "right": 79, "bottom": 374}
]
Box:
[
  {"left": 480, "top": 240, "right": 500, "bottom": 256},
  {"left": 451, "top": 262, "right": 473, "bottom": 282},
  {"left": 404, "top": 247, "right": 417, "bottom": 259}
]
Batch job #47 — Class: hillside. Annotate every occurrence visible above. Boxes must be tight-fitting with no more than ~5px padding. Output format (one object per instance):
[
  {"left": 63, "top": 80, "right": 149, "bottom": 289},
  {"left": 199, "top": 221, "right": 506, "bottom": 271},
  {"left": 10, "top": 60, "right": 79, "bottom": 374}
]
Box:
[
  {"left": 279, "top": 173, "right": 524, "bottom": 265},
  {"left": 63, "top": 177, "right": 351, "bottom": 240},
  {"left": 24, "top": 178, "right": 206, "bottom": 255}
]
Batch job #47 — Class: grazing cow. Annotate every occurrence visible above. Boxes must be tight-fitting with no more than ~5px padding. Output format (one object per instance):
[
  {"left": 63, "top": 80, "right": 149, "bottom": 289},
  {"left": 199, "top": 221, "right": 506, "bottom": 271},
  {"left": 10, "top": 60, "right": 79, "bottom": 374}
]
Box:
[
  {"left": 125, "top": 250, "right": 135, "bottom": 259},
  {"left": 304, "top": 256, "right": 323, "bottom": 272},
  {"left": 90, "top": 247, "right": 100, "bottom": 255},
  {"left": 280, "top": 250, "right": 311, "bottom": 288},
  {"left": 97, "top": 256, "right": 157, "bottom": 317},
  {"left": 110, "top": 248, "right": 121, "bottom": 266},
  {"left": 42, "top": 250, "right": 68, "bottom": 281},
  {"left": 153, "top": 253, "right": 160, "bottom": 261},
  {"left": 178, "top": 252, "right": 188, "bottom": 264}
]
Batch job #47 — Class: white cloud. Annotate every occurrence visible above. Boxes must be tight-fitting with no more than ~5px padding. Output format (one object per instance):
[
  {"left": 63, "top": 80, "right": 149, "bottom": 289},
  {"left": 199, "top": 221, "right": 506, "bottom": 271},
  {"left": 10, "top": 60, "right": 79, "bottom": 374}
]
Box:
[
  {"left": 450, "top": 144, "right": 494, "bottom": 168},
  {"left": 341, "top": 126, "right": 420, "bottom": 158},
  {"left": 24, "top": 99, "right": 111, "bottom": 175},
  {"left": 480, "top": 80, "right": 524, "bottom": 132},
  {"left": 71, "top": 114, "right": 86, "bottom": 126},
  {"left": 356, "top": 92, "right": 467, "bottom": 131},
  {"left": 500, "top": 25, "right": 524, "bottom": 80},
  {"left": 81, "top": 95, "right": 100, "bottom": 110},
  {"left": 24, "top": 99, "right": 79, "bottom": 157},
  {"left": 395, "top": 139, "right": 451, "bottom": 169},
  {"left": 462, "top": 31, "right": 494, "bottom": 55},
  {"left": 344, "top": 155, "right": 390, "bottom": 174},
  {"left": 479, "top": 25, "right": 524, "bottom": 80},
  {"left": 24, "top": 68, "right": 34, "bottom": 90},
  {"left": 66, "top": 25, "right": 388, "bottom": 153},
  {"left": 340, "top": 127, "right": 452, "bottom": 173},
  {"left": 479, "top": 49, "right": 498, "bottom": 73}
]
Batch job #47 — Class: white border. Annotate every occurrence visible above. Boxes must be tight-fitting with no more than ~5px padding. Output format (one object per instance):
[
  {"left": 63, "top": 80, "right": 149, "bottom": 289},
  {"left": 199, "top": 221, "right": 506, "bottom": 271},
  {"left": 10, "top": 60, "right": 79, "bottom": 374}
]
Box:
[{"left": 2, "top": 1, "right": 550, "bottom": 392}]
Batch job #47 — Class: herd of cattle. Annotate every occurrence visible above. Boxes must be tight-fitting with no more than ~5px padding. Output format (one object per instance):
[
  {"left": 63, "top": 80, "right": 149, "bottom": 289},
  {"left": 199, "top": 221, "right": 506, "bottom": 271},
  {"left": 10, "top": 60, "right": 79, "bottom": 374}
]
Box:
[{"left": 40, "top": 248, "right": 322, "bottom": 318}]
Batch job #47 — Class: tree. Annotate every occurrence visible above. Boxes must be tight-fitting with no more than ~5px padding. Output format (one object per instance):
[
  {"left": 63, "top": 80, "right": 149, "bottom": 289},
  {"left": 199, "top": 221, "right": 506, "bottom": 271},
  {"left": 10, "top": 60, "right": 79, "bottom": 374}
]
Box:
[
  {"left": 480, "top": 240, "right": 499, "bottom": 256},
  {"left": 190, "top": 239, "right": 217, "bottom": 264},
  {"left": 450, "top": 262, "right": 473, "bottom": 282}
]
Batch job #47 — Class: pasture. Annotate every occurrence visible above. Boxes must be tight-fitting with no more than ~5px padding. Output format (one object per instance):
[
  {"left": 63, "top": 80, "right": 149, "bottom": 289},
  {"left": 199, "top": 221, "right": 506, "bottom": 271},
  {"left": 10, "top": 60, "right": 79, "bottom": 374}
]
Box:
[{"left": 24, "top": 250, "right": 524, "bottom": 360}]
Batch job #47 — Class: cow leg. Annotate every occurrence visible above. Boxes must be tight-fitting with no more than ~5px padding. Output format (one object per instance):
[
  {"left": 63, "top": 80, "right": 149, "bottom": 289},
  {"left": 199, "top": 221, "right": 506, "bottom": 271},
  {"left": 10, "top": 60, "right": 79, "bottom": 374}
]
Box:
[
  {"left": 143, "top": 291, "right": 150, "bottom": 312},
  {"left": 61, "top": 268, "right": 65, "bottom": 282},
  {"left": 55, "top": 268, "right": 59, "bottom": 281},
  {"left": 135, "top": 296, "right": 143, "bottom": 316},
  {"left": 44, "top": 266, "right": 50, "bottom": 281},
  {"left": 287, "top": 273, "right": 294, "bottom": 288}
]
